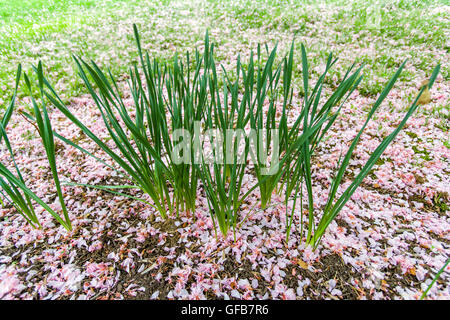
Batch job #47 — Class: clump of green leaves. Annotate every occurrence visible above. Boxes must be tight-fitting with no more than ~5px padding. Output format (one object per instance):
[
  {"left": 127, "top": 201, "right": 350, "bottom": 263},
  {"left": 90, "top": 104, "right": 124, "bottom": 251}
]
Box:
[
  {"left": 30, "top": 26, "right": 218, "bottom": 219},
  {"left": 0, "top": 65, "right": 71, "bottom": 230},
  {"left": 288, "top": 50, "right": 440, "bottom": 248}
]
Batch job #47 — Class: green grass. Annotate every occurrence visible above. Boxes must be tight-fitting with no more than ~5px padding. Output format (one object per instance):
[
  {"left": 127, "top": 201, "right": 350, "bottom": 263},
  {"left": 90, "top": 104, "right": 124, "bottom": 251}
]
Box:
[{"left": 0, "top": 0, "right": 448, "bottom": 107}]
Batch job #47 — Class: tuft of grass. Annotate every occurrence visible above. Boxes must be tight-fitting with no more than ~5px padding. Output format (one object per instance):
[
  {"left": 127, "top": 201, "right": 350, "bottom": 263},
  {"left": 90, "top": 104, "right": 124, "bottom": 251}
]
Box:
[
  {"left": 27, "top": 26, "right": 217, "bottom": 219},
  {"left": 0, "top": 64, "right": 72, "bottom": 230},
  {"left": 302, "top": 62, "right": 441, "bottom": 248}
]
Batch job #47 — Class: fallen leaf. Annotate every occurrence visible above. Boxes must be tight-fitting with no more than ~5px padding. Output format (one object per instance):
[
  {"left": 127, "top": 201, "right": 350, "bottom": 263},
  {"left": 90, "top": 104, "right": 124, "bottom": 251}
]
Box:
[{"left": 298, "top": 260, "right": 308, "bottom": 269}]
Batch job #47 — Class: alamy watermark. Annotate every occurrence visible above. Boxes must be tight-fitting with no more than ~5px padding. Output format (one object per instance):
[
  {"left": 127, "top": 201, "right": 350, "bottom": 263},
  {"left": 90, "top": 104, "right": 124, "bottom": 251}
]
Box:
[{"left": 171, "top": 121, "right": 280, "bottom": 175}]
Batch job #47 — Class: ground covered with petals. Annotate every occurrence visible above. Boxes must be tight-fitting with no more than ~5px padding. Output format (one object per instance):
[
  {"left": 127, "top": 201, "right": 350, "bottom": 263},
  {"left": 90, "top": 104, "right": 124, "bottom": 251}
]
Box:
[
  {"left": 0, "top": 0, "right": 449, "bottom": 300},
  {"left": 0, "top": 79, "right": 448, "bottom": 300}
]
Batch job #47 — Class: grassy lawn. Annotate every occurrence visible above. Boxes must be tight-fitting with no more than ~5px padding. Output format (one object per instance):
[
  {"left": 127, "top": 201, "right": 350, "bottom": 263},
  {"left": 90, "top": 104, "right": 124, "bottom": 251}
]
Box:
[{"left": 0, "top": 0, "right": 448, "bottom": 105}]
